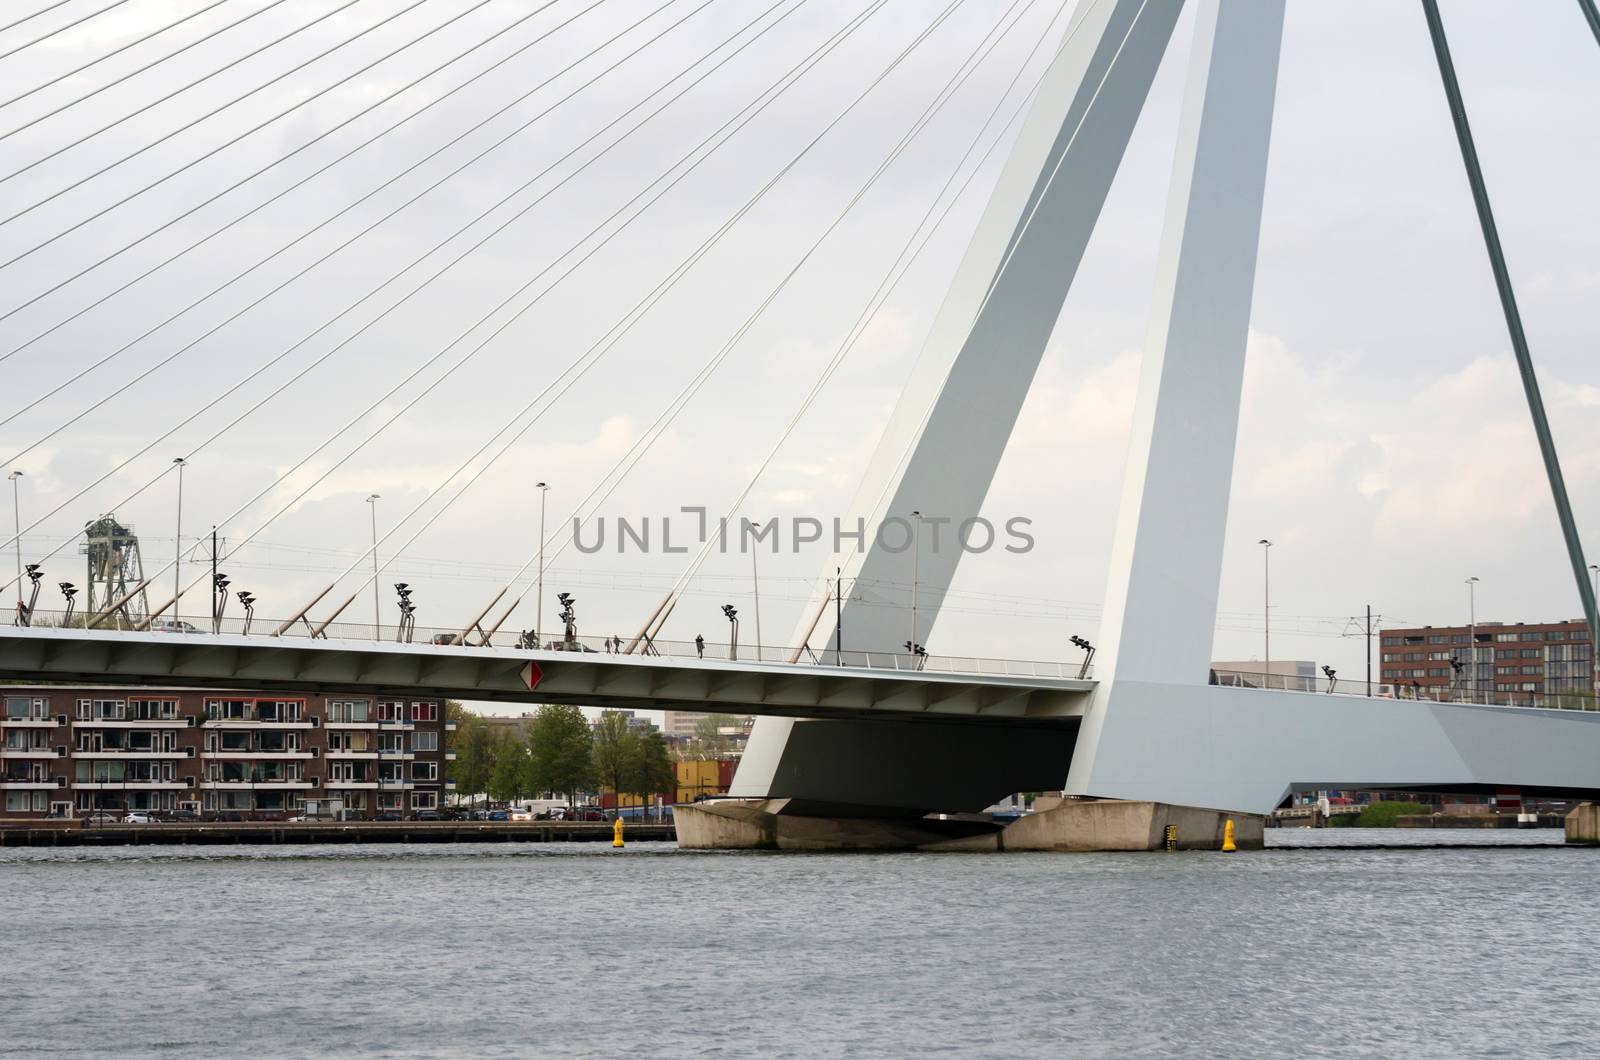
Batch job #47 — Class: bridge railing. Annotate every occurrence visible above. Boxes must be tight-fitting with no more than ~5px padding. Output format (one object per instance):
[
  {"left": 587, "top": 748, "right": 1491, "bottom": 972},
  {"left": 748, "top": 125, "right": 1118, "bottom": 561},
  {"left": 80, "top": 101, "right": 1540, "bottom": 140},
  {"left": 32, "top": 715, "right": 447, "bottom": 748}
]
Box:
[
  {"left": 14, "top": 610, "right": 1091, "bottom": 682},
  {"left": 1210, "top": 668, "right": 1600, "bottom": 713}
]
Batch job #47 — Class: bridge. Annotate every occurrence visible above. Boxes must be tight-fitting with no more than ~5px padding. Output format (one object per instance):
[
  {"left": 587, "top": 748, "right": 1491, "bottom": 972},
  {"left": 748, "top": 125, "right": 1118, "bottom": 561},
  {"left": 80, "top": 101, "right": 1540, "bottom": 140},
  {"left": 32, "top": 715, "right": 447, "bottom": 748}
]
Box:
[{"left": 3, "top": 0, "right": 1599, "bottom": 845}]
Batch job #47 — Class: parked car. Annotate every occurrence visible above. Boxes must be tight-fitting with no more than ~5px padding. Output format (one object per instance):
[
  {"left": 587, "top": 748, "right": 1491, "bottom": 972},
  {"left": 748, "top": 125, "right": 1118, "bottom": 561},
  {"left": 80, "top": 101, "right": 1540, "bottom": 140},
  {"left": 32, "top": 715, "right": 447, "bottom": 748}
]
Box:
[
  {"left": 509, "top": 808, "right": 534, "bottom": 822},
  {"left": 412, "top": 809, "right": 441, "bottom": 822},
  {"left": 84, "top": 812, "right": 121, "bottom": 826},
  {"left": 486, "top": 809, "right": 510, "bottom": 822},
  {"left": 374, "top": 810, "right": 403, "bottom": 822},
  {"left": 150, "top": 619, "right": 201, "bottom": 634},
  {"left": 168, "top": 809, "right": 202, "bottom": 822},
  {"left": 430, "top": 633, "right": 460, "bottom": 646},
  {"left": 571, "top": 807, "right": 607, "bottom": 822},
  {"left": 122, "top": 811, "right": 160, "bottom": 824}
]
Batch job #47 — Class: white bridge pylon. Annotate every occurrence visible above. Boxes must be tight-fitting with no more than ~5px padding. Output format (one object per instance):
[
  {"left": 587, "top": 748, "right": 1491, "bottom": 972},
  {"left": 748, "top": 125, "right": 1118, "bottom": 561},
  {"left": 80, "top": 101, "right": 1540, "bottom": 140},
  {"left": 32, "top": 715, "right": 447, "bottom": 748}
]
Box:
[{"left": 736, "top": 0, "right": 1600, "bottom": 815}]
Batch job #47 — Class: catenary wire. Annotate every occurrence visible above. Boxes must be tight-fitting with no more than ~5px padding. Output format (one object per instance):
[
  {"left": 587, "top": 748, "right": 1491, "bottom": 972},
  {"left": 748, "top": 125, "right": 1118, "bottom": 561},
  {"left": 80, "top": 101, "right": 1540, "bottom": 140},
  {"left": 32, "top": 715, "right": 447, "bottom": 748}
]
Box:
[
  {"left": 0, "top": 0, "right": 135, "bottom": 62},
  {"left": 1, "top": 0, "right": 293, "bottom": 132},
  {"left": 0, "top": 0, "right": 592, "bottom": 426},
  {"left": 0, "top": 0, "right": 836, "bottom": 599}
]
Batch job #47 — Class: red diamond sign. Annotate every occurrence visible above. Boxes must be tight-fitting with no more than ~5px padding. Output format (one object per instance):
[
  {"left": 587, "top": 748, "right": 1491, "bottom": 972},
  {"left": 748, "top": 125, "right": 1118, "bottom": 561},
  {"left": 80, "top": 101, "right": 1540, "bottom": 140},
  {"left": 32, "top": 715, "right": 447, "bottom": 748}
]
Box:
[{"left": 520, "top": 661, "right": 544, "bottom": 691}]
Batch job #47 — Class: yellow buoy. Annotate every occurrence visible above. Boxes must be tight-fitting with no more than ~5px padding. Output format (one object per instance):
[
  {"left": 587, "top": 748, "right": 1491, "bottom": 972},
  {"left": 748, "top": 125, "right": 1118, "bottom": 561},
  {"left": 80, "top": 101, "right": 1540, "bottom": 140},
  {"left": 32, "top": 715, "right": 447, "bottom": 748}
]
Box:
[
  {"left": 1221, "top": 818, "right": 1237, "bottom": 852},
  {"left": 612, "top": 816, "right": 625, "bottom": 848}
]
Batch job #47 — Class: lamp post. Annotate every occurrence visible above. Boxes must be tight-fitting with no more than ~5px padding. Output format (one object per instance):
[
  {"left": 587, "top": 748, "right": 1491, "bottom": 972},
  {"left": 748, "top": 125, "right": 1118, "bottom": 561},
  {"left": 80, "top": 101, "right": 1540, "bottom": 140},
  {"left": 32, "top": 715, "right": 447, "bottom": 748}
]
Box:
[
  {"left": 748, "top": 520, "right": 763, "bottom": 663},
  {"left": 910, "top": 510, "right": 924, "bottom": 653},
  {"left": 1258, "top": 539, "right": 1272, "bottom": 687},
  {"left": 8, "top": 470, "right": 22, "bottom": 622},
  {"left": 1466, "top": 575, "right": 1479, "bottom": 700},
  {"left": 535, "top": 482, "right": 548, "bottom": 649},
  {"left": 722, "top": 604, "right": 739, "bottom": 661},
  {"left": 366, "top": 493, "right": 381, "bottom": 640}
]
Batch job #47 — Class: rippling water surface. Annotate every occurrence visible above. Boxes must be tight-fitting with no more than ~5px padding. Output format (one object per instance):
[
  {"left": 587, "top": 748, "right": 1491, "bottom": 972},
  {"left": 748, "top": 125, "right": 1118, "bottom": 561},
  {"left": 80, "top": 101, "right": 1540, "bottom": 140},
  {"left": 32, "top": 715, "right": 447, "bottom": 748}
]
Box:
[{"left": 2, "top": 830, "right": 1596, "bottom": 1058}]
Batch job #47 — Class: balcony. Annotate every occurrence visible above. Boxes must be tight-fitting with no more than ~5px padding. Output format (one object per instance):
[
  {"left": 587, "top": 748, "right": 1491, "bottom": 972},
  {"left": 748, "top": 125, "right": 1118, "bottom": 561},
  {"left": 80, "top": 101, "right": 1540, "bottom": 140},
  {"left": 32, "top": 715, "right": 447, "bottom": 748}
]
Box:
[
  {"left": 0, "top": 777, "right": 62, "bottom": 790},
  {"left": 1, "top": 747, "right": 57, "bottom": 758},
  {"left": 2, "top": 716, "right": 62, "bottom": 728},
  {"left": 207, "top": 751, "right": 316, "bottom": 760},
  {"left": 377, "top": 718, "right": 414, "bottom": 730},
  {"left": 206, "top": 779, "right": 317, "bottom": 790},
  {"left": 203, "top": 717, "right": 315, "bottom": 729},
  {"left": 324, "top": 720, "right": 379, "bottom": 730},
  {"left": 376, "top": 778, "right": 413, "bottom": 790},
  {"left": 377, "top": 749, "right": 414, "bottom": 760},
  {"left": 326, "top": 778, "right": 378, "bottom": 789},
  {"left": 72, "top": 780, "right": 188, "bottom": 790},
  {"left": 73, "top": 718, "right": 191, "bottom": 729},
  {"left": 325, "top": 749, "right": 378, "bottom": 759}
]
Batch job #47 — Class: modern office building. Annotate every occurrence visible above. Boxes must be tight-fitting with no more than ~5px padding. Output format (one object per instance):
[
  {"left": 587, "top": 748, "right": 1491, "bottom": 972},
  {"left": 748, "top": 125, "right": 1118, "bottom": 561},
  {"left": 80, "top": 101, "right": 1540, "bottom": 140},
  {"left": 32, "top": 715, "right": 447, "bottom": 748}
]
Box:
[
  {"left": 0, "top": 686, "right": 455, "bottom": 819},
  {"left": 1380, "top": 620, "right": 1594, "bottom": 698}
]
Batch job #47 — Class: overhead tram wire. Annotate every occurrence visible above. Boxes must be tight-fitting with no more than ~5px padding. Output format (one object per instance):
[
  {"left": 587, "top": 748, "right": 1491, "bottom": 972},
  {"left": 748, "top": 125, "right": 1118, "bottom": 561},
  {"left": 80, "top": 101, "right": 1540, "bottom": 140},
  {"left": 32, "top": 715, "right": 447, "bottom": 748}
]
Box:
[
  {"left": 132, "top": 0, "right": 900, "bottom": 630},
  {"left": 1, "top": 0, "right": 844, "bottom": 604},
  {"left": 2, "top": 0, "right": 295, "bottom": 128},
  {"left": 0, "top": 0, "right": 595, "bottom": 351},
  {"left": 471, "top": 0, "right": 1059, "bottom": 645},
  {"left": 0, "top": 1, "right": 77, "bottom": 37},
  {"left": 630, "top": 0, "right": 1078, "bottom": 641},
  {"left": 0, "top": 0, "right": 600, "bottom": 428},
  {"left": 0, "top": 0, "right": 135, "bottom": 62},
  {"left": 0, "top": 0, "right": 774, "bottom": 576},
  {"left": 0, "top": 0, "right": 492, "bottom": 236},
  {"left": 253, "top": 0, "right": 968, "bottom": 636}
]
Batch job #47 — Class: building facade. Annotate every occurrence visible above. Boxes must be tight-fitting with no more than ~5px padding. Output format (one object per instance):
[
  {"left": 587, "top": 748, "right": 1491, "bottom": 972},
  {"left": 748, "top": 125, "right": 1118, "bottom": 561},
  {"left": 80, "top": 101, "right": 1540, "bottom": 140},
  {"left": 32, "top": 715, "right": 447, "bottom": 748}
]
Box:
[
  {"left": 1380, "top": 620, "right": 1595, "bottom": 700},
  {"left": 0, "top": 686, "right": 455, "bottom": 819}
]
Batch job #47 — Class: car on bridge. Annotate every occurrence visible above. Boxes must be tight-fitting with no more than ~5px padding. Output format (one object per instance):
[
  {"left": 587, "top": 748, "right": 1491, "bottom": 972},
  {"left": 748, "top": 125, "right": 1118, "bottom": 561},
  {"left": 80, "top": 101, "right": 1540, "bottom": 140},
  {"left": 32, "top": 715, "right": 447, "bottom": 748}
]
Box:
[{"left": 150, "top": 620, "right": 201, "bottom": 634}]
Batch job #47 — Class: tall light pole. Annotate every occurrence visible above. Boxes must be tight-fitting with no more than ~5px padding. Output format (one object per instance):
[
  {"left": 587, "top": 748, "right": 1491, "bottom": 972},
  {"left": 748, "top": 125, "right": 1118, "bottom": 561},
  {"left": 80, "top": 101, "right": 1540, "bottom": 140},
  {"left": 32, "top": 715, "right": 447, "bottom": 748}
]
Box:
[
  {"left": 1466, "top": 575, "right": 1480, "bottom": 700},
  {"left": 748, "top": 520, "right": 763, "bottom": 663},
  {"left": 173, "top": 458, "right": 186, "bottom": 628},
  {"left": 1258, "top": 539, "right": 1272, "bottom": 687},
  {"left": 367, "top": 494, "right": 381, "bottom": 640},
  {"left": 535, "top": 482, "right": 548, "bottom": 649},
  {"left": 8, "top": 471, "right": 22, "bottom": 623},
  {"left": 1591, "top": 564, "right": 1599, "bottom": 697},
  {"left": 910, "top": 510, "right": 924, "bottom": 652}
]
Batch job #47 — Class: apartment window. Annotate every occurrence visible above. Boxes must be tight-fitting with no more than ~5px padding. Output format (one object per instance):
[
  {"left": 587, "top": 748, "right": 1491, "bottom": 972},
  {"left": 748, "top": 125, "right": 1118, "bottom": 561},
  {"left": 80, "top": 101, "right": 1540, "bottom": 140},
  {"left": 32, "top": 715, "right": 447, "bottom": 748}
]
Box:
[
  {"left": 1404, "top": 636, "right": 1424, "bottom": 645},
  {"left": 1381, "top": 653, "right": 1398, "bottom": 663},
  {"left": 129, "top": 699, "right": 177, "bottom": 720},
  {"left": 412, "top": 761, "right": 438, "bottom": 782},
  {"left": 378, "top": 793, "right": 403, "bottom": 810},
  {"left": 1519, "top": 649, "right": 1541, "bottom": 659},
  {"left": 1426, "top": 652, "right": 1451, "bottom": 661},
  {"left": 1428, "top": 668, "right": 1449, "bottom": 678},
  {"left": 1495, "top": 633, "right": 1517, "bottom": 642},
  {"left": 1451, "top": 634, "right": 1469, "bottom": 644},
  {"left": 411, "top": 731, "right": 438, "bottom": 752},
  {"left": 1410, "top": 669, "right": 1427, "bottom": 679},
  {"left": 76, "top": 699, "right": 125, "bottom": 720},
  {"left": 4, "top": 696, "right": 46, "bottom": 720},
  {"left": 1497, "top": 649, "right": 1518, "bottom": 660},
  {"left": 1520, "top": 665, "right": 1543, "bottom": 676},
  {"left": 327, "top": 700, "right": 370, "bottom": 723},
  {"left": 1519, "top": 632, "right": 1545, "bottom": 642},
  {"left": 1520, "top": 683, "right": 1538, "bottom": 692},
  {"left": 1405, "top": 653, "right": 1422, "bottom": 662},
  {"left": 1549, "top": 631, "right": 1567, "bottom": 641},
  {"left": 207, "top": 699, "right": 249, "bottom": 721},
  {"left": 1497, "top": 666, "right": 1517, "bottom": 676},
  {"left": 411, "top": 791, "right": 438, "bottom": 810},
  {"left": 1426, "top": 635, "right": 1447, "bottom": 645},
  {"left": 410, "top": 702, "right": 438, "bottom": 723},
  {"left": 5, "top": 792, "right": 47, "bottom": 813},
  {"left": 378, "top": 701, "right": 405, "bottom": 723}
]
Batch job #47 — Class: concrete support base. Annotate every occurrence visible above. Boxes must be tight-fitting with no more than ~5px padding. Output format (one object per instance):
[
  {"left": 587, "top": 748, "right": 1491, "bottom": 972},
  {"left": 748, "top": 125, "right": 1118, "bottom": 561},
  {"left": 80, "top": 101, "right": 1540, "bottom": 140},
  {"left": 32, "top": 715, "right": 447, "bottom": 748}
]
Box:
[
  {"left": 1565, "top": 802, "right": 1600, "bottom": 844},
  {"left": 674, "top": 798, "right": 1263, "bottom": 852}
]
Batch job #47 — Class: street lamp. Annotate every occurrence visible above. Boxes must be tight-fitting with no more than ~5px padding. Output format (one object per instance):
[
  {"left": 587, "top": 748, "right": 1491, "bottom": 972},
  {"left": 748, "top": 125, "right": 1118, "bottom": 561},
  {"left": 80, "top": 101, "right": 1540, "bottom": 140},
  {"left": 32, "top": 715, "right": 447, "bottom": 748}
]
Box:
[
  {"left": 557, "top": 592, "right": 576, "bottom": 647},
  {"left": 237, "top": 591, "right": 256, "bottom": 636},
  {"left": 910, "top": 510, "right": 924, "bottom": 651},
  {"left": 1069, "top": 635, "right": 1096, "bottom": 680},
  {"left": 1258, "top": 539, "right": 1272, "bottom": 687},
  {"left": 60, "top": 582, "right": 77, "bottom": 626},
  {"left": 367, "top": 493, "right": 381, "bottom": 640},
  {"left": 211, "top": 572, "right": 230, "bottom": 633},
  {"left": 535, "top": 482, "right": 548, "bottom": 650},
  {"left": 173, "top": 458, "right": 185, "bottom": 629},
  {"left": 395, "top": 583, "right": 415, "bottom": 643},
  {"left": 1466, "top": 576, "right": 1480, "bottom": 699},
  {"left": 722, "top": 603, "right": 739, "bottom": 661},
  {"left": 8, "top": 470, "right": 22, "bottom": 623}
]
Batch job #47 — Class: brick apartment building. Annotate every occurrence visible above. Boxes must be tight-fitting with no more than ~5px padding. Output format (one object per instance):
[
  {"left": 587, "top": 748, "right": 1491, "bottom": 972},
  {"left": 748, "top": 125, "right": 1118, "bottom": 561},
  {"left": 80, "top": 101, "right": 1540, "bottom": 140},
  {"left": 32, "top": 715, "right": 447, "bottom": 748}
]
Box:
[
  {"left": 1380, "top": 620, "right": 1595, "bottom": 699},
  {"left": 0, "top": 686, "right": 455, "bottom": 819}
]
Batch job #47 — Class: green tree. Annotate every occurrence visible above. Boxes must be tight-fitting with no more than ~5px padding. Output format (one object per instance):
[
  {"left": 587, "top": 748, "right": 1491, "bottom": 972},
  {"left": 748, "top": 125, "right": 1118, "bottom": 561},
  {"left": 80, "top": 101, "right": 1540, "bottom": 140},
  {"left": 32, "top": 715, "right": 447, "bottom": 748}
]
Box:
[
  {"left": 625, "top": 729, "right": 677, "bottom": 821},
  {"left": 689, "top": 713, "right": 741, "bottom": 759},
  {"left": 489, "top": 737, "right": 530, "bottom": 804},
  {"left": 526, "top": 704, "right": 594, "bottom": 809},
  {"left": 590, "top": 710, "right": 639, "bottom": 817},
  {"left": 454, "top": 714, "right": 500, "bottom": 809}
]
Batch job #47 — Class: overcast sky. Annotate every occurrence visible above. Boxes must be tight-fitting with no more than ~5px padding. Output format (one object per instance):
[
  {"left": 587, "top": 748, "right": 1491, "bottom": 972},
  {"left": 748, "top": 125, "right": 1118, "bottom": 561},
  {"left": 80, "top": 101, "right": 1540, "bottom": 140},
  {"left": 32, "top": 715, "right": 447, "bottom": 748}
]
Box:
[{"left": 1, "top": 0, "right": 1597, "bottom": 702}]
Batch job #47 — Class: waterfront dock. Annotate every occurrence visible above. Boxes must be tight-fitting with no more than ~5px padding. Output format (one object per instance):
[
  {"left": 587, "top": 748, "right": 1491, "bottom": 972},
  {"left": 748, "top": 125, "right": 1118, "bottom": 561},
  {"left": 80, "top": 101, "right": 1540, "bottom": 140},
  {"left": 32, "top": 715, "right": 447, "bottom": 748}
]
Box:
[{"left": 0, "top": 821, "right": 676, "bottom": 847}]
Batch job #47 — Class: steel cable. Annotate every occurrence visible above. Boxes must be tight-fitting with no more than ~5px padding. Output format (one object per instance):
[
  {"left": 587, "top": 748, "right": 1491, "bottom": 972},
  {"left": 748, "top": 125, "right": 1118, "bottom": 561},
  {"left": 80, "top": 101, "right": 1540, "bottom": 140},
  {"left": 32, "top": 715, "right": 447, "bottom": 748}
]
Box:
[{"left": 0, "top": 0, "right": 135, "bottom": 62}]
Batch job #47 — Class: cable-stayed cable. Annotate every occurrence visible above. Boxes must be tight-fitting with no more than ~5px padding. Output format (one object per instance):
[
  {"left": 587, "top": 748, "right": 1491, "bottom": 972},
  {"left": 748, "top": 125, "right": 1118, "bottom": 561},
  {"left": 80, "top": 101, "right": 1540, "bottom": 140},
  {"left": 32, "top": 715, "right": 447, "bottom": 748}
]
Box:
[
  {"left": 2, "top": 0, "right": 590, "bottom": 428},
  {"left": 0, "top": 0, "right": 831, "bottom": 599},
  {"left": 2, "top": 0, "right": 293, "bottom": 131},
  {"left": 265, "top": 0, "right": 968, "bottom": 633},
  {"left": 0, "top": 1, "right": 77, "bottom": 37},
  {"left": 651, "top": 0, "right": 1075, "bottom": 621},
  {"left": 0, "top": 0, "right": 487, "bottom": 237},
  {"left": 0, "top": 0, "right": 134, "bottom": 62},
  {"left": 0, "top": 0, "right": 589, "bottom": 349},
  {"left": 128, "top": 0, "right": 893, "bottom": 627},
  {"left": 494, "top": 0, "right": 1062, "bottom": 643}
]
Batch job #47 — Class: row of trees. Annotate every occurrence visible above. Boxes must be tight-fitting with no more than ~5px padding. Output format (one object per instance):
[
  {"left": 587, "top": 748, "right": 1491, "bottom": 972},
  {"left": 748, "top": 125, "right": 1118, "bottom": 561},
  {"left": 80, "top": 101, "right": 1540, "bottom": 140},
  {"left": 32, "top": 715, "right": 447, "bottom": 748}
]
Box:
[{"left": 453, "top": 706, "right": 677, "bottom": 812}]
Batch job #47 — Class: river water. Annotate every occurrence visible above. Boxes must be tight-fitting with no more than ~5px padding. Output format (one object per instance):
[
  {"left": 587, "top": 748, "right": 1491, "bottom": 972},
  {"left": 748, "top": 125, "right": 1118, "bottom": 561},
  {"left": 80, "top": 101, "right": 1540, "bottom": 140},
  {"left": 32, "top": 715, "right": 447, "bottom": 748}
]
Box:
[{"left": 2, "top": 830, "right": 1596, "bottom": 1058}]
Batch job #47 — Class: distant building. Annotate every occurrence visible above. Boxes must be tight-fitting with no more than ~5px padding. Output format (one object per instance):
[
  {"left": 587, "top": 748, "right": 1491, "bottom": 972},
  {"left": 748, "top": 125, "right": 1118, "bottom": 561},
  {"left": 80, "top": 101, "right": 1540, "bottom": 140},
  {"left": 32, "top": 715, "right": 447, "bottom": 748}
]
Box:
[
  {"left": 1210, "top": 659, "right": 1319, "bottom": 691},
  {"left": 0, "top": 686, "right": 454, "bottom": 820},
  {"left": 1380, "top": 620, "right": 1594, "bottom": 698}
]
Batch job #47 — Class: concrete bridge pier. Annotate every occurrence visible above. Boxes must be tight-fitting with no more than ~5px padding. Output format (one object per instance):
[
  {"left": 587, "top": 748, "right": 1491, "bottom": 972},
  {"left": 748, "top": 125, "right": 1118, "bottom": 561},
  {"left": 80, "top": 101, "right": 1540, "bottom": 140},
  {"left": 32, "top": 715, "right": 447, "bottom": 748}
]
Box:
[{"left": 675, "top": 797, "right": 1263, "bottom": 852}]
